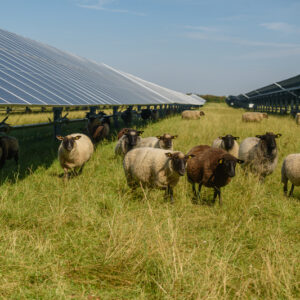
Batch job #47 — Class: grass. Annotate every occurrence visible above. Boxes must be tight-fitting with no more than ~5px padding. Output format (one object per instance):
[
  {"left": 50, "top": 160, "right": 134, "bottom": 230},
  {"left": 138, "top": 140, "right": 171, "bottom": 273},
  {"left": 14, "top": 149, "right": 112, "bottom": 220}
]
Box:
[{"left": 0, "top": 103, "right": 299, "bottom": 299}]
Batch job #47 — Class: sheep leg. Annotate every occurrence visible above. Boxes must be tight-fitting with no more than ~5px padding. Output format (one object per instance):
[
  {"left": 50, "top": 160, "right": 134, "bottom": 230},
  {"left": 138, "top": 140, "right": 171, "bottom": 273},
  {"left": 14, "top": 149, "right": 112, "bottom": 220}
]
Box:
[
  {"left": 63, "top": 168, "right": 69, "bottom": 180},
  {"left": 78, "top": 164, "right": 85, "bottom": 175},
  {"left": 283, "top": 181, "right": 288, "bottom": 196},
  {"left": 168, "top": 186, "right": 174, "bottom": 204},
  {"left": 165, "top": 186, "right": 174, "bottom": 203},
  {"left": 213, "top": 187, "right": 222, "bottom": 206},
  {"left": 198, "top": 184, "right": 202, "bottom": 197},
  {"left": 192, "top": 183, "right": 197, "bottom": 196},
  {"left": 288, "top": 184, "right": 294, "bottom": 197}
]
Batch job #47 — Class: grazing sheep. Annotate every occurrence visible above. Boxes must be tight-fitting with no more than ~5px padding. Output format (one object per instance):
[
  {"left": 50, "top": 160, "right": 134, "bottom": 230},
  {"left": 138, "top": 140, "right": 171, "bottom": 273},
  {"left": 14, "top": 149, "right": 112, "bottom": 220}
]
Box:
[
  {"left": 212, "top": 134, "right": 239, "bottom": 158},
  {"left": 87, "top": 117, "right": 110, "bottom": 143},
  {"left": 238, "top": 132, "right": 281, "bottom": 179},
  {"left": 187, "top": 145, "right": 243, "bottom": 205},
  {"left": 123, "top": 147, "right": 194, "bottom": 202},
  {"left": 281, "top": 154, "right": 300, "bottom": 196},
  {"left": 136, "top": 134, "right": 177, "bottom": 150},
  {"left": 295, "top": 113, "right": 300, "bottom": 125},
  {"left": 115, "top": 129, "right": 143, "bottom": 156},
  {"left": 181, "top": 110, "right": 201, "bottom": 120},
  {"left": 57, "top": 133, "right": 94, "bottom": 179},
  {"left": 242, "top": 112, "right": 267, "bottom": 122},
  {"left": 0, "top": 135, "right": 19, "bottom": 168}
]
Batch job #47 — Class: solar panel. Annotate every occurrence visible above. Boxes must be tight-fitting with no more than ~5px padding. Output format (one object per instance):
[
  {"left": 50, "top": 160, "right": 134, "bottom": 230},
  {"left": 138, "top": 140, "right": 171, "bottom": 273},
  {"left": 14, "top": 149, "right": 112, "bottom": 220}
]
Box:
[{"left": 0, "top": 28, "right": 203, "bottom": 106}]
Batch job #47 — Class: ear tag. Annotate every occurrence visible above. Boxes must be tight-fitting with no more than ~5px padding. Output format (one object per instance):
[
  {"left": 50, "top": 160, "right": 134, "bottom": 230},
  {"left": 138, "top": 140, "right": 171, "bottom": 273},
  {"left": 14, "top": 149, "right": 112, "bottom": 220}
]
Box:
[{"left": 219, "top": 159, "right": 223, "bottom": 164}]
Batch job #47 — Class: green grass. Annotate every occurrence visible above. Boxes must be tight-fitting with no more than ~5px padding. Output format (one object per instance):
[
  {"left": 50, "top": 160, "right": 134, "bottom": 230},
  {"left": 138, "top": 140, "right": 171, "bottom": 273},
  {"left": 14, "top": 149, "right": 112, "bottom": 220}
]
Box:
[{"left": 0, "top": 103, "right": 299, "bottom": 299}]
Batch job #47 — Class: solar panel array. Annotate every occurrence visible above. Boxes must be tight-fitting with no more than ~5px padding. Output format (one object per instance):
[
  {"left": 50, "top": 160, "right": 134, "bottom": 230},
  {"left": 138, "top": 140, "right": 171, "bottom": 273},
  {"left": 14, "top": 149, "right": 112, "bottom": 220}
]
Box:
[
  {"left": 0, "top": 28, "right": 205, "bottom": 107},
  {"left": 226, "top": 74, "right": 300, "bottom": 108}
]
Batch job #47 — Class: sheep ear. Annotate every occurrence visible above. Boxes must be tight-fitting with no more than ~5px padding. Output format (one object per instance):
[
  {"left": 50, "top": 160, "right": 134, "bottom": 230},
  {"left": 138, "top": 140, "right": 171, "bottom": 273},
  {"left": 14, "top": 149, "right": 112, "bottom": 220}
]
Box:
[
  {"left": 73, "top": 135, "right": 81, "bottom": 140},
  {"left": 237, "top": 159, "right": 244, "bottom": 164},
  {"left": 137, "top": 131, "right": 143, "bottom": 136},
  {"left": 56, "top": 135, "right": 64, "bottom": 141},
  {"left": 218, "top": 136, "right": 223, "bottom": 139},
  {"left": 256, "top": 135, "right": 262, "bottom": 139},
  {"left": 275, "top": 133, "right": 282, "bottom": 138},
  {"left": 156, "top": 136, "right": 162, "bottom": 140},
  {"left": 218, "top": 159, "right": 223, "bottom": 165},
  {"left": 172, "top": 135, "right": 178, "bottom": 139},
  {"left": 165, "top": 152, "right": 173, "bottom": 158},
  {"left": 234, "top": 136, "right": 239, "bottom": 140}
]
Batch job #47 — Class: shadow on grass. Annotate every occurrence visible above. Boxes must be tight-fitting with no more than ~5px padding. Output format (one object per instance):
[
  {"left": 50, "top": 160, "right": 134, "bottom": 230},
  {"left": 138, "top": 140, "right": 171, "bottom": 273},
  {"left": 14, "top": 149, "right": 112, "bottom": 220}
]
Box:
[{"left": 0, "top": 114, "right": 177, "bottom": 185}]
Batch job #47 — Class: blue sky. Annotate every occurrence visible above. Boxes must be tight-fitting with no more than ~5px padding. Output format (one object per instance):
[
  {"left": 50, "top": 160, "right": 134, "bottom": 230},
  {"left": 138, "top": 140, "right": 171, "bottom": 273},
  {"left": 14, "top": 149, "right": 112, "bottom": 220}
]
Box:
[{"left": 0, "top": 0, "right": 299, "bottom": 95}]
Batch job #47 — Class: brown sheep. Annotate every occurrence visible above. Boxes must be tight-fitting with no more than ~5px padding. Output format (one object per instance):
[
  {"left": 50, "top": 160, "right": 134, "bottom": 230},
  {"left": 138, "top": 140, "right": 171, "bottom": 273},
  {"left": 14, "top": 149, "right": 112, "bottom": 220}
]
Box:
[
  {"left": 0, "top": 135, "right": 19, "bottom": 168},
  {"left": 87, "top": 117, "right": 110, "bottom": 143},
  {"left": 187, "top": 145, "right": 243, "bottom": 205}
]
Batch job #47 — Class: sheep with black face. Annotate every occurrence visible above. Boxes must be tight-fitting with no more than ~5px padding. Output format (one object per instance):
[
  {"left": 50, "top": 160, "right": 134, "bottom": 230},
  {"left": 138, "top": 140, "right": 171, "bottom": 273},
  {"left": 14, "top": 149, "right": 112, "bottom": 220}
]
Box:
[
  {"left": 238, "top": 132, "right": 281, "bottom": 179},
  {"left": 123, "top": 147, "right": 194, "bottom": 202},
  {"left": 212, "top": 134, "right": 239, "bottom": 158},
  {"left": 136, "top": 133, "right": 177, "bottom": 150},
  {"left": 115, "top": 129, "right": 143, "bottom": 156},
  {"left": 57, "top": 133, "right": 94, "bottom": 179}
]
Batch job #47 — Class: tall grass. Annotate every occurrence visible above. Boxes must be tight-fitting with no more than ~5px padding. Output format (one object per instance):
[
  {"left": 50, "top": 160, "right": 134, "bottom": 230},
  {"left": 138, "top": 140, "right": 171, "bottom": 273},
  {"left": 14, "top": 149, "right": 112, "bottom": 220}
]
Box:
[{"left": 0, "top": 103, "right": 299, "bottom": 299}]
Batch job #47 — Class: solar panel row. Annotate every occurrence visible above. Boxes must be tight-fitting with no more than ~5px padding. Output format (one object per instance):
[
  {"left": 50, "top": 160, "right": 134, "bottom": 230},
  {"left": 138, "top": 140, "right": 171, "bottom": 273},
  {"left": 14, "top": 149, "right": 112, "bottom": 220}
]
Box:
[{"left": 0, "top": 28, "right": 205, "bottom": 107}]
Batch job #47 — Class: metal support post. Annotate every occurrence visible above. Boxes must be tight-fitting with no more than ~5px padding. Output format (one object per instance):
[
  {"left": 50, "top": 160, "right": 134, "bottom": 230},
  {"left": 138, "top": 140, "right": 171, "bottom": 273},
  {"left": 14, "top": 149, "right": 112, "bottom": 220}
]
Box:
[{"left": 53, "top": 107, "right": 63, "bottom": 138}]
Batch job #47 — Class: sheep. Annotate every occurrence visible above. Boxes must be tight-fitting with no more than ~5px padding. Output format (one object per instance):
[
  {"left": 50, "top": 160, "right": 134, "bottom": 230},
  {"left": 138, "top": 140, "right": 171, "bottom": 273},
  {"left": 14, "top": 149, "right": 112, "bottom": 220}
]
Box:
[
  {"left": 151, "top": 109, "right": 159, "bottom": 121},
  {"left": 136, "top": 134, "right": 177, "bottom": 150},
  {"left": 123, "top": 147, "right": 194, "bottom": 202},
  {"left": 242, "top": 112, "right": 267, "bottom": 122},
  {"left": 281, "top": 154, "right": 300, "bottom": 197},
  {"left": 212, "top": 134, "right": 239, "bottom": 158},
  {"left": 0, "top": 135, "right": 19, "bottom": 168},
  {"left": 57, "top": 133, "right": 94, "bottom": 179},
  {"left": 238, "top": 132, "right": 281, "bottom": 180},
  {"left": 117, "top": 128, "right": 134, "bottom": 140},
  {"left": 187, "top": 145, "right": 243, "bottom": 205},
  {"left": 114, "top": 129, "right": 143, "bottom": 156},
  {"left": 295, "top": 113, "right": 300, "bottom": 125},
  {"left": 181, "top": 110, "right": 201, "bottom": 120},
  {"left": 141, "top": 109, "right": 151, "bottom": 120},
  {"left": 87, "top": 116, "right": 110, "bottom": 143},
  {"left": 121, "top": 108, "right": 133, "bottom": 125}
]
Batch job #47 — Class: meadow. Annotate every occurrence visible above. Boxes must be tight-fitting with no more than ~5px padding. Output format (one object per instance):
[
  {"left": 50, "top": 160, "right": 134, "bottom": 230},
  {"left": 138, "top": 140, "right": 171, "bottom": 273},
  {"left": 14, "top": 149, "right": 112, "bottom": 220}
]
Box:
[{"left": 0, "top": 103, "right": 299, "bottom": 299}]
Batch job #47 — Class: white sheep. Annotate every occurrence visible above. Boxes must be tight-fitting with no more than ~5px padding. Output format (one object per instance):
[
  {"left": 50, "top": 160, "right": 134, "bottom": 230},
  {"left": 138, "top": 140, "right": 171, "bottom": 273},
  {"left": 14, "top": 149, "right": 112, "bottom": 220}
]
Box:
[
  {"left": 181, "top": 110, "right": 201, "bottom": 120},
  {"left": 281, "top": 154, "right": 300, "bottom": 196},
  {"left": 211, "top": 134, "right": 239, "bottom": 158},
  {"left": 123, "top": 147, "right": 193, "bottom": 202},
  {"left": 238, "top": 132, "right": 281, "bottom": 180},
  {"left": 242, "top": 112, "right": 267, "bottom": 122},
  {"left": 135, "top": 134, "right": 177, "bottom": 150},
  {"left": 57, "top": 133, "right": 94, "bottom": 179}
]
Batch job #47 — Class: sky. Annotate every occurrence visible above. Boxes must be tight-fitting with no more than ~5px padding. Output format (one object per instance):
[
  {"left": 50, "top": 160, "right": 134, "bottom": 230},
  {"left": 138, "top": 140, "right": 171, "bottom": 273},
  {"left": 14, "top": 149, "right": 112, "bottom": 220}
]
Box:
[{"left": 0, "top": 0, "right": 300, "bottom": 95}]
